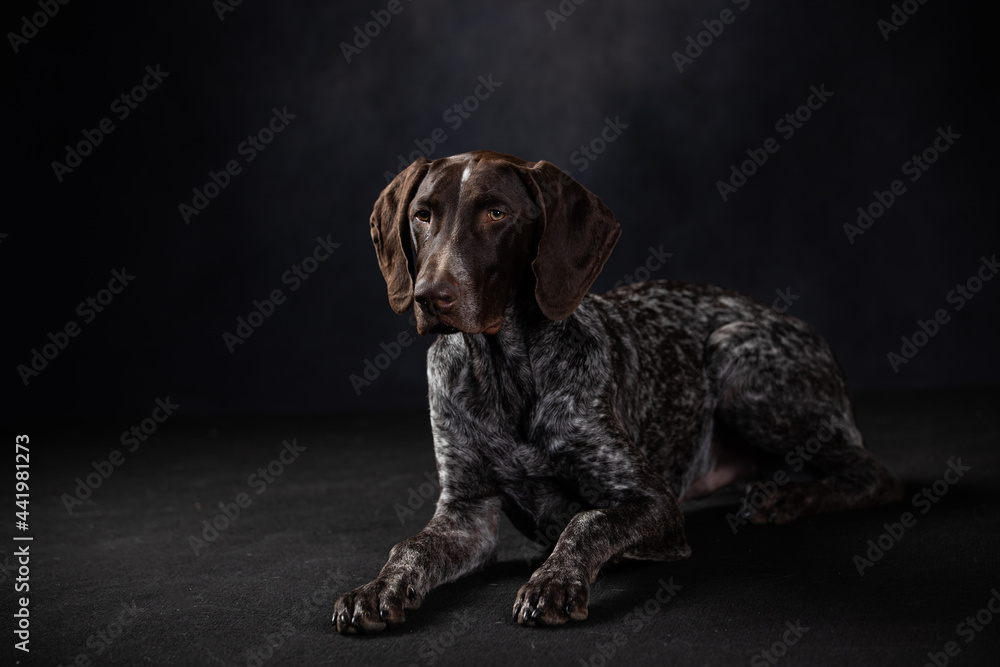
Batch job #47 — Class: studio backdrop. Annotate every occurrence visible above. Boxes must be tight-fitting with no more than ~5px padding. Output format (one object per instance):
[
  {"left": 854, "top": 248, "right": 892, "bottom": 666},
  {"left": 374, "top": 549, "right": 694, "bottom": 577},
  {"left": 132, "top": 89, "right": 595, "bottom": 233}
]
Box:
[{"left": 4, "top": 0, "right": 997, "bottom": 420}]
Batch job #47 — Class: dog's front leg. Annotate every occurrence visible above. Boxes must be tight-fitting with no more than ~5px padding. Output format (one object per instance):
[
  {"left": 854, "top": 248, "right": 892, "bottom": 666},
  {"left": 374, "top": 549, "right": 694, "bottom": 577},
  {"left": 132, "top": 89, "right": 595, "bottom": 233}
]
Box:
[
  {"left": 513, "top": 472, "right": 689, "bottom": 627},
  {"left": 334, "top": 497, "right": 500, "bottom": 634}
]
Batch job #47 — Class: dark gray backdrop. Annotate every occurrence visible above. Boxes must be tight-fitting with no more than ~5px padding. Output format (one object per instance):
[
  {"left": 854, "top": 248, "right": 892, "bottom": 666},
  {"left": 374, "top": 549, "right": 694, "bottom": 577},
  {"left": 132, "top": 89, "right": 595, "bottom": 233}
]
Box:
[{"left": 4, "top": 0, "right": 997, "bottom": 419}]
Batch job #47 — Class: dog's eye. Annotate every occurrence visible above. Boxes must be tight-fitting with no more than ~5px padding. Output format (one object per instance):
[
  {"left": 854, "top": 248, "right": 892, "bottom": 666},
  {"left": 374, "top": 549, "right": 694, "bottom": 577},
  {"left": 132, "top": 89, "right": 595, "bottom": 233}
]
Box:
[
  {"left": 414, "top": 210, "right": 431, "bottom": 222},
  {"left": 487, "top": 210, "right": 506, "bottom": 221}
]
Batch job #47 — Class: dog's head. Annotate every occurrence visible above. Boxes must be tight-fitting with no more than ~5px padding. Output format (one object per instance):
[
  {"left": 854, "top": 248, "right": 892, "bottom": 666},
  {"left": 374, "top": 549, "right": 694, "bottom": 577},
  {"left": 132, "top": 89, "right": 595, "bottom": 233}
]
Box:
[{"left": 370, "top": 150, "right": 621, "bottom": 335}]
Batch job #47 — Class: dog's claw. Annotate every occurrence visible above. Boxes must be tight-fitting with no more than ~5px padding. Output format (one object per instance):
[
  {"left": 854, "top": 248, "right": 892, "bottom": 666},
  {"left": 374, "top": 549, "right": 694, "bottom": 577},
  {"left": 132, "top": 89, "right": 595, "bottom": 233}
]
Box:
[
  {"left": 334, "top": 578, "right": 416, "bottom": 634},
  {"left": 514, "top": 571, "right": 589, "bottom": 626},
  {"left": 335, "top": 610, "right": 357, "bottom": 634}
]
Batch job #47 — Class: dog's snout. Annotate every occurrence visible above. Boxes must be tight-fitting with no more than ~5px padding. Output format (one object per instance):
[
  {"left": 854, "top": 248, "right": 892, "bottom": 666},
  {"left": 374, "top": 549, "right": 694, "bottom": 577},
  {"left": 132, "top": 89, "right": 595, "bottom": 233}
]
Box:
[{"left": 414, "top": 279, "right": 459, "bottom": 314}]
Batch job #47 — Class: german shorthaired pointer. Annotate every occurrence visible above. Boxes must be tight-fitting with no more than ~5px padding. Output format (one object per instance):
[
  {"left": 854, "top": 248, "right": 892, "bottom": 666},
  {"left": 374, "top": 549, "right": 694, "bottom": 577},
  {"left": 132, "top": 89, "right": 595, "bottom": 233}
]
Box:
[{"left": 333, "top": 150, "right": 903, "bottom": 633}]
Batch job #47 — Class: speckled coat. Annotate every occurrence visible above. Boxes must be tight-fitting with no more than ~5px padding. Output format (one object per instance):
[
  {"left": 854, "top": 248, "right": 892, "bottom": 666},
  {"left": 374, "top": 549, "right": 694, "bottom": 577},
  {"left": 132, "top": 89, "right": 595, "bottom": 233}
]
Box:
[{"left": 334, "top": 151, "right": 903, "bottom": 633}]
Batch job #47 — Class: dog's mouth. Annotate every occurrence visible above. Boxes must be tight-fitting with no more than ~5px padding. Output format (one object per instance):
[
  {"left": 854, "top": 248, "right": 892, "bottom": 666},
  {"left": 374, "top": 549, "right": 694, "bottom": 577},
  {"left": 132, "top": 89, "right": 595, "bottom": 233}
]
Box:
[
  {"left": 421, "top": 312, "right": 502, "bottom": 336},
  {"left": 449, "top": 314, "right": 502, "bottom": 336},
  {"left": 422, "top": 320, "right": 459, "bottom": 335}
]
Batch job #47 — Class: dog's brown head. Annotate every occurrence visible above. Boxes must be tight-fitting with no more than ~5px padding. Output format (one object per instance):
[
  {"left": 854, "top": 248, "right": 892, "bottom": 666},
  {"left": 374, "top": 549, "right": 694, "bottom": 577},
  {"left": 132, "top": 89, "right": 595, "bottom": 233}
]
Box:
[{"left": 370, "top": 150, "right": 621, "bottom": 335}]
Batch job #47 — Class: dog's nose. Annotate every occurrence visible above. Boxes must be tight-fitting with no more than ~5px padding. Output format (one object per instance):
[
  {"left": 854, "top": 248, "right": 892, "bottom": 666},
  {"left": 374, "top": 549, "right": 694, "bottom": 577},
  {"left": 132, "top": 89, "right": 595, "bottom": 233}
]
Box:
[{"left": 414, "top": 279, "right": 458, "bottom": 315}]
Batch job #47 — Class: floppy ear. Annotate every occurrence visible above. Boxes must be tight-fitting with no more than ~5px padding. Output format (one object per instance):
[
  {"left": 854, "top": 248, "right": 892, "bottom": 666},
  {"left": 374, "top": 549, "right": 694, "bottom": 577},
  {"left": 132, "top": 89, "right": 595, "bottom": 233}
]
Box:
[
  {"left": 369, "top": 159, "right": 430, "bottom": 314},
  {"left": 522, "top": 161, "right": 621, "bottom": 321}
]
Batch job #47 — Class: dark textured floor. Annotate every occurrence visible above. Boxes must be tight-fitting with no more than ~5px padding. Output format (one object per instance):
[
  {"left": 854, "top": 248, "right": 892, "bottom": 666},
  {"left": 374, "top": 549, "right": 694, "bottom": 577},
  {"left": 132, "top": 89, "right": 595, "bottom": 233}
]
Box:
[{"left": 9, "top": 388, "right": 1000, "bottom": 666}]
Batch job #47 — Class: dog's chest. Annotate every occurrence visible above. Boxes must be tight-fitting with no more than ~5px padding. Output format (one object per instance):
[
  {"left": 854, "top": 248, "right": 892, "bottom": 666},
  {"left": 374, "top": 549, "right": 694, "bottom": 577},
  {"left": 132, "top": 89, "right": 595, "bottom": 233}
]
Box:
[
  {"left": 426, "top": 326, "right": 624, "bottom": 534},
  {"left": 429, "top": 369, "right": 588, "bottom": 531},
  {"left": 489, "top": 439, "right": 592, "bottom": 536}
]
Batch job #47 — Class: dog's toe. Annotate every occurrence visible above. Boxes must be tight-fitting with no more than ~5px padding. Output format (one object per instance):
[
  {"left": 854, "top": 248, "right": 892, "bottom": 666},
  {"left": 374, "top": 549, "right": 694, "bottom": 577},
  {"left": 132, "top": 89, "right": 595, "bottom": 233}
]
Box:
[
  {"left": 513, "top": 570, "right": 589, "bottom": 627},
  {"left": 334, "top": 578, "right": 417, "bottom": 634}
]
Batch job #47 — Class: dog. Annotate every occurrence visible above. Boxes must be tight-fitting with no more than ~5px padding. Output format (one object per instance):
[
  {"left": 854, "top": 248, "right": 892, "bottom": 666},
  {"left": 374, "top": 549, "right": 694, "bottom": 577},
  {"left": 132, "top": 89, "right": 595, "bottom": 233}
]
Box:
[{"left": 333, "top": 150, "right": 903, "bottom": 633}]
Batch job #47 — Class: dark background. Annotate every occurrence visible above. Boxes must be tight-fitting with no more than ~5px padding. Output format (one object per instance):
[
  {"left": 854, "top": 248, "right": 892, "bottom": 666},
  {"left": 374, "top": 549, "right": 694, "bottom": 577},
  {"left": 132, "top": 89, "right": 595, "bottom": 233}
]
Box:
[
  {"left": 2, "top": 4, "right": 999, "bottom": 666},
  {"left": 3, "top": 0, "right": 997, "bottom": 419}
]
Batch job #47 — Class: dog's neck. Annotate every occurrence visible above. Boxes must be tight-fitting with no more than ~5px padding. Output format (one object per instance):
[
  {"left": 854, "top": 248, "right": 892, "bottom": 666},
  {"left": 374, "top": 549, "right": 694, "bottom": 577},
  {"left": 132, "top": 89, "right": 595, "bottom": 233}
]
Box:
[
  {"left": 463, "top": 289, "right": 545, "bottom": 354},
  {"left": 457, "top": 290, "right": 557, "bottom": 418}
]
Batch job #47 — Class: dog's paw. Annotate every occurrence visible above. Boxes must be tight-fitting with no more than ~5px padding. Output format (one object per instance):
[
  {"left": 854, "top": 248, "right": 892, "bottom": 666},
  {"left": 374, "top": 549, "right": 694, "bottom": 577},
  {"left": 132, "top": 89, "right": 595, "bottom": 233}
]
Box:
[
  {"left": 333, "top": 578, "right": 422, "bottom": 634},
  {"left": 512, "top": 570, "right": 589, "bottom": 627},
  {"left": 740, "top": 483, "right": 818, "bottom": 525}
]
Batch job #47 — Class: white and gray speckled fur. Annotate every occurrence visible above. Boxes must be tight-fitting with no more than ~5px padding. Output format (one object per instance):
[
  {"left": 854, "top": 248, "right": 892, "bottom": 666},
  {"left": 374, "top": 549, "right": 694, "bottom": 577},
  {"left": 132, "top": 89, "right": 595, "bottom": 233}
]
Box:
[{"left": 334, "top": 151, "right": 903, "bottom": 633}]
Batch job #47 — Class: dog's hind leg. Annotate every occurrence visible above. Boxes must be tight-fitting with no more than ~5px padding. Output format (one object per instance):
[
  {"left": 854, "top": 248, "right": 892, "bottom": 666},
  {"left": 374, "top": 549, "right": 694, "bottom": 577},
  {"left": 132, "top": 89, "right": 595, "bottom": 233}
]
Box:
[{"left": 705, "top": 319, "right": 904, "bottom": 524}]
